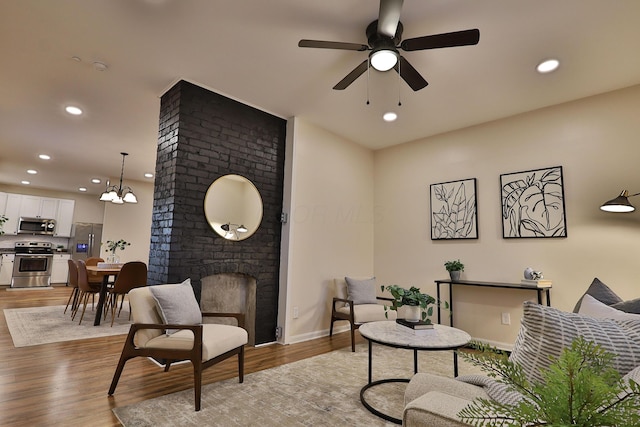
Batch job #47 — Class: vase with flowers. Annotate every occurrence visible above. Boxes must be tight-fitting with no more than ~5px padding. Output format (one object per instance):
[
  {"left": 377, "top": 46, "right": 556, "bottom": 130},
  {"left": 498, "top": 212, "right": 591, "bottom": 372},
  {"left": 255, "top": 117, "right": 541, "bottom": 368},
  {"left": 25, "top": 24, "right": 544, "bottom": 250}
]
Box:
[{"left": 104, "top": 239, "right": 130, "bottom": 263}]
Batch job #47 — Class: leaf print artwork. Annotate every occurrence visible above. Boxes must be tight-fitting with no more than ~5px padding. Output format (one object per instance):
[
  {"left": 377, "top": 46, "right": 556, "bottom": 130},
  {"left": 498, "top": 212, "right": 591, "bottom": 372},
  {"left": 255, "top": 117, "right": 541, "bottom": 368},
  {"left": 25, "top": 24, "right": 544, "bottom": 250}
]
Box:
[
  {"left": 430, "top": 178, "right": 478, "bottom": 240},
  {"left": 500, "top": 166, "right": 567, "bottom": 238}
]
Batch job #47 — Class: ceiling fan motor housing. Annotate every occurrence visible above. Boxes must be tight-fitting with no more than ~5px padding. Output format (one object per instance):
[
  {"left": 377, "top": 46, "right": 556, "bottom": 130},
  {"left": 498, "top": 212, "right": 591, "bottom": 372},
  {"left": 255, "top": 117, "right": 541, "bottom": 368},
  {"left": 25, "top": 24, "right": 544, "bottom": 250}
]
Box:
[{"left": 366, "top": 20, "right": 403, "bottom": 47}]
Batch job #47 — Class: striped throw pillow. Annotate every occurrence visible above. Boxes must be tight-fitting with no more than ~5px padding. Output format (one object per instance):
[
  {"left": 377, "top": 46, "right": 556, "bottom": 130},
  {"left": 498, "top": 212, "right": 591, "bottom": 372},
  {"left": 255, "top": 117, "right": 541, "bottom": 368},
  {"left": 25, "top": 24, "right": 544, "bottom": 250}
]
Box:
[{"left": 509, "top": 301, "right": 640, "bottom": 384}]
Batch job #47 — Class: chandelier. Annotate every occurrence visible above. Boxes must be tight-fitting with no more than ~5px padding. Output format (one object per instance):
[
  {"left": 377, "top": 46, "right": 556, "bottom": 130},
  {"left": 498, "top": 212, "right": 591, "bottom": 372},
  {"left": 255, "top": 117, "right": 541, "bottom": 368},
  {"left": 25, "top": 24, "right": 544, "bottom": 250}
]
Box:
[{"left": 99, "top": 152, "right": 138, "bottom": 204}]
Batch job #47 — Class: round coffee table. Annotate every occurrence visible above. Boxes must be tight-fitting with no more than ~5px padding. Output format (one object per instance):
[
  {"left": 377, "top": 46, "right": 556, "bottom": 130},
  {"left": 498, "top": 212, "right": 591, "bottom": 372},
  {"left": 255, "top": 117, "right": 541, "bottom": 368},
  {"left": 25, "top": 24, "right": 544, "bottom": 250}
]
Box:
[{"left": 358, "top": 320, "right": 471, "bottom": 424}]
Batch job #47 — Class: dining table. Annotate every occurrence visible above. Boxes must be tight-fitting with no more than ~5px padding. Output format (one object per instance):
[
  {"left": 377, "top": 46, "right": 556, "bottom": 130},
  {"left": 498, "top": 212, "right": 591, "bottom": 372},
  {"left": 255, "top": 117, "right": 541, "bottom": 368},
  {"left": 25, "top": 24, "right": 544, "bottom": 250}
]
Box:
[{"left": 86, "top": 264, "right": 123, "bottom": 326}]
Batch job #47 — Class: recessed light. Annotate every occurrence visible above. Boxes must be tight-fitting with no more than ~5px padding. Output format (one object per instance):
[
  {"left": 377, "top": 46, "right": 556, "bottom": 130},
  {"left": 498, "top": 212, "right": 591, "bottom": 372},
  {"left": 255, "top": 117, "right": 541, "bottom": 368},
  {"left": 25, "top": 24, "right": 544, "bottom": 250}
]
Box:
[
  {"left": 21, "top": 180, "right": 30, "bottom": 185},
  {"left": 91, "top": 178, "right": 102, "bottom": 184},
  {"left": 536, "top": 58, "right": 560, "bottom": 74},
  {"left": 383, "top": 112, "right": 398, "bottom": 122},
  {"left": 78, "top": 187, "right": 88, "bottom": 192},
  {"left": 65, "top": 105, "right": 83, "bottom": 115},
  {"left": 144, "top": 173, "right": 154, "bottom": 178},
  {"left": 27, "top": 169, "right": 37, "bottom": 175},
  {"left": 39, "top": 154, "right": 51, "bottom": 160}
]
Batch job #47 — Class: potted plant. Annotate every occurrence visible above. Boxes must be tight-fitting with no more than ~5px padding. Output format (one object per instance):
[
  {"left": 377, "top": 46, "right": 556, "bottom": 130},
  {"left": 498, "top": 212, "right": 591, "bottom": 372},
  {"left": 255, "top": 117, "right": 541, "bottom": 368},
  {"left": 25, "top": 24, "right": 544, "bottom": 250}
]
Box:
[
  {"left": 458, "top": 336, "right": 640, "bottom": 426},
  {"left": 381, "top": 285, "right": 447, "bottom": 322},
  {"left": 104, "top": 239, "right": 130, "bottom": 263},
  {"left": 0, "top": 214, "right": 8, "bottom": 235},
  {"left": 444, "top": 259, "right": 464, "bottom": 281}
]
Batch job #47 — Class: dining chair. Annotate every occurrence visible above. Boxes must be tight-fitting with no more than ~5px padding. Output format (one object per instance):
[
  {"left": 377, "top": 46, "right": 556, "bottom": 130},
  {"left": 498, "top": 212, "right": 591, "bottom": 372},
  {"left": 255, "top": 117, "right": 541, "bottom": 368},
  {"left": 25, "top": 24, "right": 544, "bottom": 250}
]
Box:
[
  {"left": 104, "top": 261, "right": 147, "bottom": 327},
  {"left": 64, "top": 259, "right": 80, "bottom": 315},
  {"left": 71, "top": 259, "right": 102, "bottom": 325},
  {"left": 85, "top": 257, "right": 106, "bottom": 287},
  {"left": 108, "top": 280, "right": 248, "bottom": 411}
]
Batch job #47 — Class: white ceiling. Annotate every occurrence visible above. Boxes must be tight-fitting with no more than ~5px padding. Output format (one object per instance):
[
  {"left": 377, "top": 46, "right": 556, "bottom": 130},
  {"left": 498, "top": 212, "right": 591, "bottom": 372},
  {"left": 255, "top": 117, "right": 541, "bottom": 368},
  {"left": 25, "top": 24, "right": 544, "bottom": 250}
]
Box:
[{"left": 1, "top": 0, "right": 640, "bottom": 196}]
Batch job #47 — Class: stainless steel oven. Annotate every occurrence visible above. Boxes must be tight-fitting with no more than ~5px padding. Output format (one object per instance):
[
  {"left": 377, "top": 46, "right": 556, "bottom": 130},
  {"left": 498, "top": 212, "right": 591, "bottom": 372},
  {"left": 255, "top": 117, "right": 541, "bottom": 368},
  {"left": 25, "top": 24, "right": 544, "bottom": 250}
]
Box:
[{"left": 11, "top": 241, "right": 53, "bottom": 288}]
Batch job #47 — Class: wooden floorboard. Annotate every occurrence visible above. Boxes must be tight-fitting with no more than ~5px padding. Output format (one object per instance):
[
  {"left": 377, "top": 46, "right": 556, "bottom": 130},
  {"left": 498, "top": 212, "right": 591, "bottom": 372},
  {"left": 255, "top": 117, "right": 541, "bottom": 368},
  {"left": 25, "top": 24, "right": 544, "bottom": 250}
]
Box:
[{"left": 0, "top": 285, "right": 360, "bottom": 426}]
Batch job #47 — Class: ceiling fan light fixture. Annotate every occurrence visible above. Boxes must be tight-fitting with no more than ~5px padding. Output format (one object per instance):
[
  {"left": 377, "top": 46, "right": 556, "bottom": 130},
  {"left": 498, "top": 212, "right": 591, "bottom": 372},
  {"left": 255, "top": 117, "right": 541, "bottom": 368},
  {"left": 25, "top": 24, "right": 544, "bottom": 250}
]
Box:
[
  {"left": 383, "top": 111, "right": 398, "bottom": 122},
  {"left": 370, "top": 48, "right": 398, "bottom": 71}
]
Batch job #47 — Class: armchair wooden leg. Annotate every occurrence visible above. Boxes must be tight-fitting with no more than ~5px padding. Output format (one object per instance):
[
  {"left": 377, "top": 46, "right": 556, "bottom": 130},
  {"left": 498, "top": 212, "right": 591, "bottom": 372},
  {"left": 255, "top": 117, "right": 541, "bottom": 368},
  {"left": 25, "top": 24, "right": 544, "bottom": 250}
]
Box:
[
  {"left": 238, "top": 346, "right": 244, "bottom": 383},
  {"left": 329, "top": 318, "right": 335, "bottom": 337},
  {"left": 193, "top": 360, "right": 203, "bottom": 411},
  {"left": 350, "top": 322, "right": 355, "bottom": 352}
]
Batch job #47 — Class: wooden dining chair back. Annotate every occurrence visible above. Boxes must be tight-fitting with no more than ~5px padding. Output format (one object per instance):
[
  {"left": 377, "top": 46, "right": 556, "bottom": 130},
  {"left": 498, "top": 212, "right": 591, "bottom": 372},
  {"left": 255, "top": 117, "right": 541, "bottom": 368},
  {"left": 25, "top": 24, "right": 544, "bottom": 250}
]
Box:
[
  {"left": 105, "top": 261, "right": 148, "bottom": 326},
  {"left": 108, "top": 280, "right": 248, "bottom": 411},
  {"left": 64, "top": 259, "right": 80, "bottom": 315},
  {"left": 71, "top": 260, "right": 102, "bottom": 325},
  {"left": 85, "top": 257, "right": 105, "bottom": 285}
]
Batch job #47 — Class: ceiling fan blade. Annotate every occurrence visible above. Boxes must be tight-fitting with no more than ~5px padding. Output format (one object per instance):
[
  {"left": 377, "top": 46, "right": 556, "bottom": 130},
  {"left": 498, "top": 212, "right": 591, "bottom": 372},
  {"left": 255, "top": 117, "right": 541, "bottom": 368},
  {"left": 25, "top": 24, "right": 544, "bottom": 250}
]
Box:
[
  {"left": 377, "top": 0, "right": 404, "bottom": 37},
  {"left": 333, "top": 60, "right": 369, "bottom": 90},
  {"left": 395, "top": 56, "right": 428, "bottom": 91},
  {"left": 298, "top": 40, "right": 369, "bottom": 51},
  {"left": 400, "top": 29, "right": 480, "bottom": 51}
]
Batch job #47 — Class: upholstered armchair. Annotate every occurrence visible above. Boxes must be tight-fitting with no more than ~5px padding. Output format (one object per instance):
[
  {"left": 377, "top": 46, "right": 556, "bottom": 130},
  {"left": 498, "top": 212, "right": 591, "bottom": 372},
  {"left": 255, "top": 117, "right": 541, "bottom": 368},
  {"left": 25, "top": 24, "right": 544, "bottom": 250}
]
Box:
[
  {"left": 108, "top": 279, "right": 248, "bottom": 411},
  {"left": 330, "top": 276, "right": 397, "bottom": 352}
]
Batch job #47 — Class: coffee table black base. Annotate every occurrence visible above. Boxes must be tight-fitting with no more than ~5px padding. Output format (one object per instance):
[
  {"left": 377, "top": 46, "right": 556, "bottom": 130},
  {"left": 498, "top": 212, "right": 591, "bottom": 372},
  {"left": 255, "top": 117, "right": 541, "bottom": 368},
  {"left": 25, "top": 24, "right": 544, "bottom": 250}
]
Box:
[{"left": 360, "top": 378, "right": 409, "bottom": 425}]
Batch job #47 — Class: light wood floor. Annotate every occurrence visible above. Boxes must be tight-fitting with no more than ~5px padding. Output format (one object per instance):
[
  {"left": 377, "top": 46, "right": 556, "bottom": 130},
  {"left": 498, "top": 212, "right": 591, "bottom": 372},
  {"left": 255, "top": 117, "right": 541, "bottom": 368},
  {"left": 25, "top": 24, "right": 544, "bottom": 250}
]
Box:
[{"left": 0, "top": 285, "right": 360, "bottom": 427}]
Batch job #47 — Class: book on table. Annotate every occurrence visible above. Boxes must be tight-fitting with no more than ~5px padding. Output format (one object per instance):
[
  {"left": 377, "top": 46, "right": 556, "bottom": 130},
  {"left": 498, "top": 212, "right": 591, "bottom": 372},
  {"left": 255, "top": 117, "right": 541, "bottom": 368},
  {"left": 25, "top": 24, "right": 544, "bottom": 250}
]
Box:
[
  {"left": 520, "top": 279, "right": 552, "bottom": 288},
  {"left": 396, "top": 318, "right": 436, "bottom": 335}
]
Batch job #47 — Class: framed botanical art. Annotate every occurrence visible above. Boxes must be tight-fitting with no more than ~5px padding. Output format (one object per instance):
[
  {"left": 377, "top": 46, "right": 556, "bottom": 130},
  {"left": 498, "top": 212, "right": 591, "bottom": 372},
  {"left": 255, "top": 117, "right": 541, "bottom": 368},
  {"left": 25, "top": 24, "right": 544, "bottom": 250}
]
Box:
[
  {"left": 500, "top": 166, "right": 567, "bottom": 238},
  {"left": 430, "top": 178, "right": 478, "bottom": 240}
]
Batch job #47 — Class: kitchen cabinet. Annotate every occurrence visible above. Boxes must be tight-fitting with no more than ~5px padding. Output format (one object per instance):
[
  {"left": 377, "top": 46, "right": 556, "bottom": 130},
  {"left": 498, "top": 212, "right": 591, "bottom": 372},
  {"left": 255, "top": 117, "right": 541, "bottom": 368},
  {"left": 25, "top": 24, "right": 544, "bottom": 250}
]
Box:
[
  {"left": 0, "top": 193, "right": 75, "bottom": 236},
  {"left": 54, "top": 199, "right": 75, "bottom": 237},
  {"left": 1, "top": 193, "right": 22, "bottom": 235},
  {"left": 20, "top": 195, "right": 59, "bottom": 219},
  {"left": 0, "top": 253, "right": 15, "bottom": 285},
  {"left": 51, "top": 254, "right": 71, "bottom": 284}
]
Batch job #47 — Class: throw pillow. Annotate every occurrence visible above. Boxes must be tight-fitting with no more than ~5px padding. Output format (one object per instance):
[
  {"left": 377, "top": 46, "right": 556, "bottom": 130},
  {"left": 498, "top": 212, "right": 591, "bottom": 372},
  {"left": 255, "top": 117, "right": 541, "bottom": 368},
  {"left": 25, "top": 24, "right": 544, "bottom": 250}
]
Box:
[
  {"left": 149, "top": 278, "right": 202, "bottom": 334},
  {"left": 572, "top": 277, "right": 623, "bottom": 312},
  {"left": 611, "top": 297, "right": 640, "bottom": 314},
  {"left": 578, "top": 294, "right": 640, "bottom": 321},
  {"left": 345, "top": 276, "right": 378, "bottom": 305},
  {"left": 510, "top": 301, "right": 640, "bottom": 384}
]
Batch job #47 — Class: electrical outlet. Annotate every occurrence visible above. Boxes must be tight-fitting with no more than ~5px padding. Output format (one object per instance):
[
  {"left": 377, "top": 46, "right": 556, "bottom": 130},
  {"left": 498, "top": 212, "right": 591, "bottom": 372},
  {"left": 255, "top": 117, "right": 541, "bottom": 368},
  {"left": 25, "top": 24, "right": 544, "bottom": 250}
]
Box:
[
  {"left": 501, "top": 312, "right": 511, "bottom": 325},
  {"left": 293, "top": 306, "right": 299, "bottom": 319}
]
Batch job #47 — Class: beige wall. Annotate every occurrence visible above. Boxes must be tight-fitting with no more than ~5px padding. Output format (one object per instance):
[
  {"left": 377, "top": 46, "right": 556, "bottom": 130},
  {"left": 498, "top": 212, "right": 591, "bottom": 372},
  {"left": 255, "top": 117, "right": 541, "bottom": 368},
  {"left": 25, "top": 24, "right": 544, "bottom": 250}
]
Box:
[
  {"left": 373, "top": 84, "right": 640, "bottom": 348},
  {"left": 100, "top": 181, "right": 154, "bottom": 264},
  {"left": 282, "top": 118, "right": 375, "bottom": 343}
]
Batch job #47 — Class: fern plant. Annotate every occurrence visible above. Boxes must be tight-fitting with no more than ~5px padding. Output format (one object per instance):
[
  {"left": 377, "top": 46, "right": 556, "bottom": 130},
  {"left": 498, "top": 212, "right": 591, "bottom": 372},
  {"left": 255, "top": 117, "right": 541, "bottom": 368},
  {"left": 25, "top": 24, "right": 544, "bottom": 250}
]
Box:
[{"left": 458, "top": 337, "right": 640, "bottom": 426}]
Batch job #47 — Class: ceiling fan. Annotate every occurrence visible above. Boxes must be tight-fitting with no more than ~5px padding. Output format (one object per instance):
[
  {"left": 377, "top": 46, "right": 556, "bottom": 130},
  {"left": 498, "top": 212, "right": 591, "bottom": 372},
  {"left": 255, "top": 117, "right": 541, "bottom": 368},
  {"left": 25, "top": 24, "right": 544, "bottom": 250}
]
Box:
[{"left": 298, "top": 0, "right": 479, "bottom": 91}]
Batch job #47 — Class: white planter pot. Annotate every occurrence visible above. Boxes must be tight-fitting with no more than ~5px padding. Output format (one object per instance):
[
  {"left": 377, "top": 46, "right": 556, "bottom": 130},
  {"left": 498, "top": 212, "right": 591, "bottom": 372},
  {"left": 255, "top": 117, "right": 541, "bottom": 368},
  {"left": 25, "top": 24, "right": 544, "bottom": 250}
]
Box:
[{"left": 404, "top": 305, "right": 421, "bottom": 322}]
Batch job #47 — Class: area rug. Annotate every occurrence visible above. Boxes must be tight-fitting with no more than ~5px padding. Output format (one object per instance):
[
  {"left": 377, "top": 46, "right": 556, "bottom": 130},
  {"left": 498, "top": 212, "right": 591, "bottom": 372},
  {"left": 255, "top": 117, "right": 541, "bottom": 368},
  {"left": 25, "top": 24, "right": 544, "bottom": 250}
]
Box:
[
  {"left": 113, "top": 343, "right": 484, "bottom": 427},
  {"left": 4, "top": 304, "right": 131, "bottom": 347}
]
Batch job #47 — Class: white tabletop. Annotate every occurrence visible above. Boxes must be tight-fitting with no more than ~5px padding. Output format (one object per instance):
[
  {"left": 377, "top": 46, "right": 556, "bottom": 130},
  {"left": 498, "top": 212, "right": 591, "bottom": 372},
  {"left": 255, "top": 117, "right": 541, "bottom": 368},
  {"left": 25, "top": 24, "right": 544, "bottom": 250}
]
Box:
[{"left": 359, "top": 321, "right": 471, "bottom": 350}]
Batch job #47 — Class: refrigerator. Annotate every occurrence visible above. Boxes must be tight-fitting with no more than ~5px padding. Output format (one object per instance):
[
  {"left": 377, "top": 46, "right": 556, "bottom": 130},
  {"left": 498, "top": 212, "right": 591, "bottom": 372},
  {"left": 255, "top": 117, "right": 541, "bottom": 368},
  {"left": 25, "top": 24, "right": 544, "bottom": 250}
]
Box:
[{"left": 70, "top": 223, "right": 103, "bottom": 261}]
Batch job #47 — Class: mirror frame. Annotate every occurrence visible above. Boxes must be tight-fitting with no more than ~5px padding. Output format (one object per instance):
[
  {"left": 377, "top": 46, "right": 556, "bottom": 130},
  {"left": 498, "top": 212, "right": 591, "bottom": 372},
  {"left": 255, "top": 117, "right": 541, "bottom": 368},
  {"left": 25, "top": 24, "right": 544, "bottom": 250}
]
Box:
[{"left": 204, "top": 174, "right": 263, "bottom": 241}]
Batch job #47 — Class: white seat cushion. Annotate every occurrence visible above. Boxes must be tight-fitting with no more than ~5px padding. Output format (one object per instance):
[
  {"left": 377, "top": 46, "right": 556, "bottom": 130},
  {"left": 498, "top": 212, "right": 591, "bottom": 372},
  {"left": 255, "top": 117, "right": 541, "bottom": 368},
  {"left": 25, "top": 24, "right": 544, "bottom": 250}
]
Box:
[
  {"left": 144, "top": 323, "right": 248, "bottom": 361},
  {"left": 336, "top": 303, "right": 397, "bottom": 323}
]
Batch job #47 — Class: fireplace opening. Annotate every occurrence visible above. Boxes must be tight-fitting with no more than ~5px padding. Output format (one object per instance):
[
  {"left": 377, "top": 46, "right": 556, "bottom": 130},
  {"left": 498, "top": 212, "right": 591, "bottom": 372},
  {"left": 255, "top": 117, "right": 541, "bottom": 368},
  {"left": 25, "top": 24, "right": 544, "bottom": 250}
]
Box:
[{"left": 200, "top": 273, "right": 257, "bottom": 346}]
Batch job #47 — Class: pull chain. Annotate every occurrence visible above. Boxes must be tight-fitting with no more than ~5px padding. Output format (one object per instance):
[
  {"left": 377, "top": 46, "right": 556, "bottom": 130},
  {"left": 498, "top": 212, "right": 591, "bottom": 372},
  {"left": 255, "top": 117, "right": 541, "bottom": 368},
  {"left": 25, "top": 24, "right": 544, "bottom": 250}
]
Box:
[
  {"left": 397, "top": 59, "right": 402, "bottom": 107},
  {"left": 366, "top": 58, "right": 371, "bottom": 105}
]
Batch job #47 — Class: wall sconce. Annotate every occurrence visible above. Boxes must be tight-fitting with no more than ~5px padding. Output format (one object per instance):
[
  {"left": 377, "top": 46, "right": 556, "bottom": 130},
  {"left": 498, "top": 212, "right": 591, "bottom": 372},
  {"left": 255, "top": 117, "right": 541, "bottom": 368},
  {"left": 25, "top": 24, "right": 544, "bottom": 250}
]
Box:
[{"left": 600, "top": 190, "right": 640, "bottom": 213}]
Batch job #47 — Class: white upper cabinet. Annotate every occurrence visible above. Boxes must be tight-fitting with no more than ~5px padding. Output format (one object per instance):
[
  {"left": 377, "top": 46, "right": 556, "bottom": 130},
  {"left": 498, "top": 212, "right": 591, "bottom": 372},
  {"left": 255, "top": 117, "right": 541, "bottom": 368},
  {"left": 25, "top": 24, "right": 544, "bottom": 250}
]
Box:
[
  {"left": 20, "top": 195, "right": 59, "bottom": 219},
  {"left": 0, "top": 193, "right": 22, "bottom": 235},
  {"left": 54, "top": 199, "right": 75, "bottom": 237}
]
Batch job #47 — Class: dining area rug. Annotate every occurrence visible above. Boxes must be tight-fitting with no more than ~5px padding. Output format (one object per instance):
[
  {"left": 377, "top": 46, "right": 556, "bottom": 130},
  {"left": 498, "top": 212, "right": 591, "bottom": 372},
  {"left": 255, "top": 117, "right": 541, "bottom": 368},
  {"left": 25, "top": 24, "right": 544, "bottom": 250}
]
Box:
[
  {"left": 4, "top": 304, "right": 131, "bottom": 347},
  {"left": 113, "top": 343, "right": 484, "bottom": 427}
]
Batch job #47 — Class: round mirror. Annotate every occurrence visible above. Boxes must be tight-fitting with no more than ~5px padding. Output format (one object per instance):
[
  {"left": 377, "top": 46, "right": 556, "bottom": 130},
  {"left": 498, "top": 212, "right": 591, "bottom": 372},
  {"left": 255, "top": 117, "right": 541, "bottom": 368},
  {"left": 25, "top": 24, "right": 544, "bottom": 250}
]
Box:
[{"left": 204, "top": 174, "right": 263, "bottom": 241}]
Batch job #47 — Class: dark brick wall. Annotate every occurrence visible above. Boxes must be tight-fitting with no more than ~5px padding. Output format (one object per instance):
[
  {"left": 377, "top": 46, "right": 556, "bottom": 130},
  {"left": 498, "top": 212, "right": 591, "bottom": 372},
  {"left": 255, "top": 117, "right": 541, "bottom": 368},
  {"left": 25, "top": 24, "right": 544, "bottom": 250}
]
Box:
[{"left": 149, "top": 80, "right": 286, "bottom": 344}]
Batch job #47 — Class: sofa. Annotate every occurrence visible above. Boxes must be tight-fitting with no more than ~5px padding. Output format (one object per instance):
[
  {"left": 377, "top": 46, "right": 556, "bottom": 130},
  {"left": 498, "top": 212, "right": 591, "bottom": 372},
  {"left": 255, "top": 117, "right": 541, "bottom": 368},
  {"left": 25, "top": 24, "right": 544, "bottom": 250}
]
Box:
[{"left": 402, "top": 278, "right": 640, "bottom": 426}]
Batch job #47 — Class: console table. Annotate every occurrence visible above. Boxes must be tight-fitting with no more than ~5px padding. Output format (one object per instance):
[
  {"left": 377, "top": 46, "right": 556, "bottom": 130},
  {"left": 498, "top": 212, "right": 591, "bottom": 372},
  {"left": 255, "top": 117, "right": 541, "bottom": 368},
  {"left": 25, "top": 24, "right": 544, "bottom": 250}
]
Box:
[{"left": 434, "top": 279, "right": 551, "bottom": 327}]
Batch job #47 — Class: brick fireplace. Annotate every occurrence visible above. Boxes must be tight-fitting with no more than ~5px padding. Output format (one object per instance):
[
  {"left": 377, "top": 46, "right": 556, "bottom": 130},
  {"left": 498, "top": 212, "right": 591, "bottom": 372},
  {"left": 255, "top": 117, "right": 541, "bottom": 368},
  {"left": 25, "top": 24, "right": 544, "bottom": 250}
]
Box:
[{"left": 148, "top": 80, "right": 286, "bottom": 344}]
